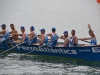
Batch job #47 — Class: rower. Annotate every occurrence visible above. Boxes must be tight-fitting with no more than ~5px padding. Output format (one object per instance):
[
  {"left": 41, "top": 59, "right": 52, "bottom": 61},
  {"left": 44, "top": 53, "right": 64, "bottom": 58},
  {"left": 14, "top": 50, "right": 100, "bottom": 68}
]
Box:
[
  {"left": 10, "top": 24, "right": 18, "bottom": 41},
  {"left": 61, "top": 31, "right": 70, "bottom": 47},
  {"left": 70, "top": 30, "right": 78, "bottom": 47},
  {"left": 13, "top": 26, "right": 28, "bottom": 43},
  {"left": 28, "top": 26, "right": 37, "bottom": 44},
  {"left": 47, "top": 27, "right": 58, "bottom": 46},
  {"left": 38, "top": 28, "right": 48, "bottom": 46},
  {"left": 78, "top": 24, "right": 97, "bottom": 46},
  {"left": 0, "top": 24, "right": 10, "bottom": 41}
]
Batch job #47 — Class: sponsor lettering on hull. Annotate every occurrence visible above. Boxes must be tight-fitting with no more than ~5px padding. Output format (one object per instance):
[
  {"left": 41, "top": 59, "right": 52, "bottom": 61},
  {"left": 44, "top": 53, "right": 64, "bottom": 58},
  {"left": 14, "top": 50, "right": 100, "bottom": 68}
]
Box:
[
  {"left": 17, "top": 46, "right": 77, "bottom": 55},
  {"left": 92, "top": 47, "right": 100, "bottom": 53}
]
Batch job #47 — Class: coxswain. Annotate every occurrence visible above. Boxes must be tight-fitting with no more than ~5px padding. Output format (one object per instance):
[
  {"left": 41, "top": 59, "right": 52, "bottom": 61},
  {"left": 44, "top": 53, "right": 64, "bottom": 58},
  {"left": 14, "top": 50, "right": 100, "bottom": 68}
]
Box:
[{"left": 78, "top": 24, "right": 97, "bottom": 46}]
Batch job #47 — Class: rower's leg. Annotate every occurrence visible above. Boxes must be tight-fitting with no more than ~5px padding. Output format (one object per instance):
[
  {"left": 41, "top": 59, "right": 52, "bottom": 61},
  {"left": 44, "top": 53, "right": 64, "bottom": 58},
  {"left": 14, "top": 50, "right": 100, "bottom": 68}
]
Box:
[
  {"left": 96, "top": 44, "right": 100, "bottom": 46},
  {"left": 33, "top": 43, "right": 40, "bottom": 45},
  {"left": 56, "top": 43, "right": 62, "bottom": 47},
  {"left": 83, "top": 44, "right": 89, "bottom": 46},
  {"left": 12, "top": 34, "right": 18, "bottom": 41},
  {"left": 13, "top": 40, "right": 21, "bottom": 43}
]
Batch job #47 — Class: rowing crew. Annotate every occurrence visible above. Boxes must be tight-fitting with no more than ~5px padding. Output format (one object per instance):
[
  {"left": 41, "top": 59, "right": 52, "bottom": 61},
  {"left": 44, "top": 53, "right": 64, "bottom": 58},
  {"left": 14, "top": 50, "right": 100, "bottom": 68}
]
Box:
[{"left": 0, "top": 24, "right": 97, "bottom": 47}]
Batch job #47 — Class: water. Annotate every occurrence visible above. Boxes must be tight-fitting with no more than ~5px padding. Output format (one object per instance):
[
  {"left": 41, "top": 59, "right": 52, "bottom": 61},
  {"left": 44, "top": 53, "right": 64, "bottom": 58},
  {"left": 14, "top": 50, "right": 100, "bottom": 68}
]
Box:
[
  {"left": 0, "top": 0, "right": 100, "bottom": 75},
  {"left": 1, "top": 54, "right": 100, "bottom": 75}
]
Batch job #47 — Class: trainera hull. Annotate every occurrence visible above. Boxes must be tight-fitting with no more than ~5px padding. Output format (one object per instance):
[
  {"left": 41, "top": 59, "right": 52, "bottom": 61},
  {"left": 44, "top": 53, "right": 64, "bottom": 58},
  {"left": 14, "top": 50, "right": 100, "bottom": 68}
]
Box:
[{"left": 0, "top": 41, "right": 100, "bottom": 61}]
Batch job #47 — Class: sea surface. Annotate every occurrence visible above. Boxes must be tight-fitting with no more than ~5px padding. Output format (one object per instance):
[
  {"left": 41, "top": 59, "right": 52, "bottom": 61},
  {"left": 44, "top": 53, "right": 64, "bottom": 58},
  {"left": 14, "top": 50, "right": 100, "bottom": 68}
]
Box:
[{"left": 0, "top": 0, "right": 100, "bottom": 75}]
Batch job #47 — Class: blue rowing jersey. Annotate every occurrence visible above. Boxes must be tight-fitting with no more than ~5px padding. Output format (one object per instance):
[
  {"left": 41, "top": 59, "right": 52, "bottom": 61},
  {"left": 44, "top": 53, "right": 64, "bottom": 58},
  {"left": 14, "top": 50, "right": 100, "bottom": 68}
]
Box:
[
  {"left": 90, "top": 37, "right": 97, "bottom": 45},
  {"left": 25, "top": 34, "right": 28, "bottom": 41},
  {"left": 49, "top": 33, "right": 58, "bottom": 46},
  {"left": 70, "top": 36, "right": 78, "bottom": 47},
  {"left": 22, "top": 33, "right": 28, "bottom": 42},
  {"left": 28, "top": 32, "right": 37, "bottom": 44},
  {"left": 63, "top": 37, "right": 70, "bottom": 47},
  {"left": 44, "top": 34, "right": 48, "bottom": 45},
  {"left": 2, "top": 29, "right": 10, "bottom": 41}
]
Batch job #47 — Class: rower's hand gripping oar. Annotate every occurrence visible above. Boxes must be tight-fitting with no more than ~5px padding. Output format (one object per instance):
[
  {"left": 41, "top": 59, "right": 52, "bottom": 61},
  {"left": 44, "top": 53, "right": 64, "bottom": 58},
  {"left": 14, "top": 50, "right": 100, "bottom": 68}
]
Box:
[{"left": 0, "top": 40, "right": 29, "bottom": 55}]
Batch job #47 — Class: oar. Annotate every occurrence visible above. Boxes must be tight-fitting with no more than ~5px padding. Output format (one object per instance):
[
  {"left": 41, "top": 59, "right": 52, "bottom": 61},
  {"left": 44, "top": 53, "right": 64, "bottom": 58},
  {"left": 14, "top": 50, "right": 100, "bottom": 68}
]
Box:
[
  {"left": 0, "top": 36, "right": 10, "bottom": 43},
  {"left": 0, "top": 40, "right": 29, "bottom": 55},
  {"left": 79, "top": 40, "right": 90, "bottom": 43},
  {"left": 22, "top": 46, "right": 38, "bottom": 56}
]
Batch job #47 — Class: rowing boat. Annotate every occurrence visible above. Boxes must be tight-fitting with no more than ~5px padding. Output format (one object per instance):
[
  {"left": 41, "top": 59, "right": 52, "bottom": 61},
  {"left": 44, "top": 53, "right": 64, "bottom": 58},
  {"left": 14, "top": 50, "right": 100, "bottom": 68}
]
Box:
[{"left": 0, "top": 40, "right": 100, "bottom": 61}]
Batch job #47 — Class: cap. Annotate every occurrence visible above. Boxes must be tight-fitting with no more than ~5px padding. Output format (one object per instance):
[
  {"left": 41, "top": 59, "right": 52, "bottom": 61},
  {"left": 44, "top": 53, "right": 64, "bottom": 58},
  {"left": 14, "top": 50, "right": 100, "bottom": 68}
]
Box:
[
  {"left": 51, "top": 27, "right": 56, "bottom": 31},
  {"left": 30, "top": 26, "right": 35, "bottom": 31},
  {"left": 20, "top": 26, "right": 25, "bottom": 29},
  {"left": 63, "top": 31, "right": 68, "bottom": 34},
  {"left": 40, "top": 28, "right": 45, "bottom": 32},
  {"left": 1, "top": 24, "right": 6, "bottom": 27}
]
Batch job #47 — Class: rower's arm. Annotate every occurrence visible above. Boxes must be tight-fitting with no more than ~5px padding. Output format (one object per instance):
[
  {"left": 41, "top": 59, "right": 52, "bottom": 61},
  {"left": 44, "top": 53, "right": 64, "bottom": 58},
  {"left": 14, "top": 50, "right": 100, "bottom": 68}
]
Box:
[
  {"left": 40, "top": 35, "right": 45, "bottom": 45},
  {"left": 15, "top": 30, "right": 18, "bottom": 34},
  {"left": 10, "top": 31, "right": 12, "bottom": 34},
  {"left": 17, "top": 34, "right": 22, "bottom": 36},
  {"left": 38, "top": 35, "right": 42, "bottom": 38},
  {"left": 47, "top": 33, "right": 52, "bottom": 38},
  {"left": 88, "top": 24, "right": 95, "bottom": 37},
  {"left": 72, "top": 36, "right": 78, "bottom": 44},
  {"left": 63, "top": 38, "right": 69, "bottom": 47},
  {"left": 60, "top": 36, "right": 65, "bottom": 40},
  {"left": 0, "top": 30, "right": 5, "bottom": 34},
  {"left": 10, "top": 30, "right": 18, "bottom": 34},
  {"left": 28, "top": 33, "right": 31, "bottom": 36},
  {"left": 21, "top": 33, "right": 26, "bottom": 42},
  {"left": 29, "top": 32, "right": 34, "bottom": 40},
  {"left": 78, "top": 37, "right": 90, "bottom": 40}
]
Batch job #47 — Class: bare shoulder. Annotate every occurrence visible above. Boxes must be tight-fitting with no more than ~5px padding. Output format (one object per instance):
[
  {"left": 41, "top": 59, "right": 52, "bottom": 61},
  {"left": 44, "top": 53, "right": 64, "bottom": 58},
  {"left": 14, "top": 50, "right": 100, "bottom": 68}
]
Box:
[
  {"left": 54, "top": 33, "right": 57, "bottom": 35},
  {"left": 74, "top": 35, "right": 78, "bottom": 39},
  {"left": 31, "top": 31, "right": 34, "bottom": 33},
  {"left": 14, "top": 30, "right": 18, "bottom": 33},
  {"left": 12, "top": 30, "right": 18, "bottom": 33},
  {"left": 3, "top": 29, "right": 6, "bottom": 33},
  {"left": 41, "top": 35, "right": 45, "bottom": 40},
  {"left": 42, "top": 34, "right": 45, "bottom": 37},
  {"left": 31, "top": 31, "right": 35, "bottom": 35},
  {"left": 65, "top": 38, "right": 69, "bottom": 44},
  {"left": 22, "top": 33, "right": 26, "bottom": 36},
  {"left": 66, "top": 38, "right": 69, "bottom": 41}
]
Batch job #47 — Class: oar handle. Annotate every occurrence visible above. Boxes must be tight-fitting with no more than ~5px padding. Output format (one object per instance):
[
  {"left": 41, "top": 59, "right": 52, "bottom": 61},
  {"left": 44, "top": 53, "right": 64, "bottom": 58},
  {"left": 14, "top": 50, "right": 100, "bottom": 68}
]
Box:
[{"left": 79, "top": 39, "right": 90, "bottom": 43}]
